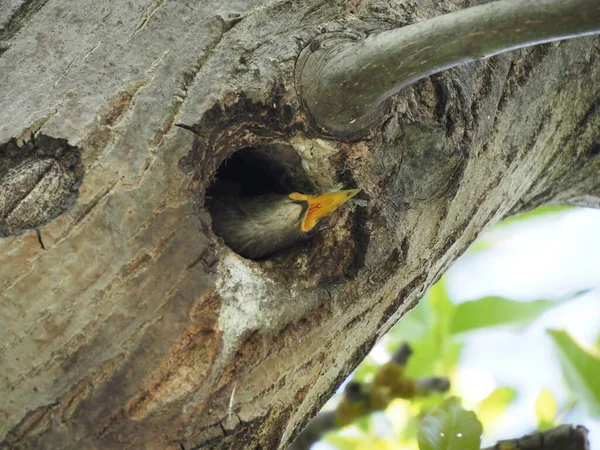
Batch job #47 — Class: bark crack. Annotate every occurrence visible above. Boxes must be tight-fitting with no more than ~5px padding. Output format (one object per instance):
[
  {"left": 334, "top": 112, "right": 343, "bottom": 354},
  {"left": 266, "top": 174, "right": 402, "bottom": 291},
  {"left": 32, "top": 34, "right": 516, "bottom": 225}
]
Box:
[
  {"left": 55, "top": 176, "right": 120, "bottom": 244},
  {"left": 131, "top": 21, "right": 230, "bottom": 188},
  {"left": 81, "top": 40, "right": 102, "bottom": 62},
  {"left": 126, "top": 0, "right": 168, "bottom": 43},
  {"left": 52, "top": 58, "right": 76, "bottom": 89},
  {"left": 3, "top": 401, "right": 59, "bottom": 447}
]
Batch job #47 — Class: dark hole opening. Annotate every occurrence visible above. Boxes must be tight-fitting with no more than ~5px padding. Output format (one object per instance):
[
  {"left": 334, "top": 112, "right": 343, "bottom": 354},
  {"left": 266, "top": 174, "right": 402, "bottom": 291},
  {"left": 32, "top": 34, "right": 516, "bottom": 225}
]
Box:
[
  {"left": 206, "top": 144, "right": 313, "bottom": 199},
  {"left": 205, "top": 143, "right": 315, "bottom": 259}
]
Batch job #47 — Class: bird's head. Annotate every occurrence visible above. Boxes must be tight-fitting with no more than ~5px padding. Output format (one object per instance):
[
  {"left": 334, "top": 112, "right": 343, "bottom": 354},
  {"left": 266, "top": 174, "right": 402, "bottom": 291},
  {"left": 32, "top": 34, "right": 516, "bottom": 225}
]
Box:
[
  {"left": 207, "top": 188, "right": 359, "bottom": 259},
  {"left": 288, "top": 189, "right": 360, "bottom": 233}
]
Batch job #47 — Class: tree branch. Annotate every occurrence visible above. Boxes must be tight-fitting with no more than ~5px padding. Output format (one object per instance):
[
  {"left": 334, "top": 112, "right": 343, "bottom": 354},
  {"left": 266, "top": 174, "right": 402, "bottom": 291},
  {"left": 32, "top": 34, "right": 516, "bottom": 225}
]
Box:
[
  {"left": 483, "top": 424, "right": 589, "bottom": 450},
  {"left": 297, "top": 0, "right": 600, "bottom": 135}
]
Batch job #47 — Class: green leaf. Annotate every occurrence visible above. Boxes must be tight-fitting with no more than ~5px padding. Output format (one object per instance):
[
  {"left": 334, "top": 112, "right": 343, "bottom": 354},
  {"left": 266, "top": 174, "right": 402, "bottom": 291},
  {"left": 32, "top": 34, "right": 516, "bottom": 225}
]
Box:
[
  {"left": 354, "top": 416, "right": 372, "bottom": 434},
  {"left": 477, "top": 387, "right": 517, "bottom": 430},
  {"left": 391, "top": 279, "right": 462, "bottom": 378},
  {"left": 429, "top": 280, "right": 455, "bottom": 324},
  {"left": 535, "top": 388, "right": 557, "bottom": 431},
  {"left": 401, "top": 324, "right": 462, "bottom": 379},
  {"left": 548, "top": 329, "right": 600, "bottom": 418},
  {"left": 417, "top": 397, "right": 482, "bottom": 450},
  {"left": 496, "top": 205, "right": 573, "bottom": 228},
  {"left": 450, "top": 297, "right": 558, "bottom": 335},
  {"left": 440, "top": 342, "right": 462, "bottom": 376},
  {"left": 324, "top": 435, "right": 364, "bottom": 450},
  {"left": 404, "top": 340, "right": 437, "bottom": 378},
  {"left": 387, "top": 277, "right": 462, "bottom": 381},
  {"left": 429, "top": 280, "right": 460, "bottom": 374},
  {"left": 462, "top": 239, "right": 495, "bottom": 256}
]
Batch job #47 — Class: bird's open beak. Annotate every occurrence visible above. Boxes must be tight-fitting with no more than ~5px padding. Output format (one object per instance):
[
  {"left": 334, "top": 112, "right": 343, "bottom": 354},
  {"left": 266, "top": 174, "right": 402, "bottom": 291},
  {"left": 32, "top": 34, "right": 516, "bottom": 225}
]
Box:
[{"left": 289, "top": 189, "right": 360, "bottom": 232}]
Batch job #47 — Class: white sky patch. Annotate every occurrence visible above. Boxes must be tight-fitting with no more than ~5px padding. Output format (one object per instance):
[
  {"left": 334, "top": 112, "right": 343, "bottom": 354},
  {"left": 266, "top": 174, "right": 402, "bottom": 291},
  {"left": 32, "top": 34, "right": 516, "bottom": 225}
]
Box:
[
  {"left": 447, "top": 208, "right": 600, "bottom": 447},
  {"left": 448, "top": 208, "right": 600, "bottom": 301},
  {"left": 370, "top": 339, "right": 392, "bottom": 364},
  {"left": 455, "top": 367, "right": 496, "bottom": 404}
]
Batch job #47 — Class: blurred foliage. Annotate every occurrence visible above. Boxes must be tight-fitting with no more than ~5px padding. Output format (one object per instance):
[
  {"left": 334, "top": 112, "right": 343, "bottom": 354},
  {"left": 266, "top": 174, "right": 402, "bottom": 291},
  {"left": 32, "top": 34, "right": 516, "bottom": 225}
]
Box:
[
  {"left": 323, "top": 278, "right": 522, "bottom": 449},
  {"left": 353, "top": 357, "right": 383, "bottom": 383},
  {"left": 320, "top": 207, "right": 599, "bottom": 450},
  {"left": 495, "top": 206, "right": 573, "bottom": 228},
  {"left": 535, "top": 388, "right": 558, "bottom": 431},
  {"left": 476, "top": 387, "right": 517, "bottom": 432},
  {"left": 322, "top": 279, "right": 596, "bottom": 450},
  {"left": 450, "top": 297, "right": 559, "bottom": 334},
  {"left": 388, "top": 280, "right": 462, "bottom": 378},
  {"left": 322, "top": 343, "right": 451, "bottom": 443},
  {"left": 323, "top": 277, "right": 567, "bottom": 449},
  {"left": 417, "top": 397, "right": 482, "bottom": 450},
  {"left": 547, "top": 330, "right": 600, "bottom": 418},
  {"left": 326, "top": 435, "right": 405, "bottom": 450}
]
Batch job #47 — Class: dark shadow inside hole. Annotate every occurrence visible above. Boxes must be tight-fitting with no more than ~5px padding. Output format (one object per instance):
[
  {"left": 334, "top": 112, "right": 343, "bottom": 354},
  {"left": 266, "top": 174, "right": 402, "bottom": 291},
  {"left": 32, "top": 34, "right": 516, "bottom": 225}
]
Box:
[{"left": 206, "top": 144, "right": 314, "bottom": 199}]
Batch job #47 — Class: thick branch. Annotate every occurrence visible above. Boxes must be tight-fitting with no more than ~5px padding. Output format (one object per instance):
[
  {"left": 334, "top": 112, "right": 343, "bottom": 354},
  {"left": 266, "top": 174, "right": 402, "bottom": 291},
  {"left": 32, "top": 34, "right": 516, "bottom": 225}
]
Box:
[
  {"left": 483, "top": 424, "right": 589, "bottom": 450},
  {"left": 297, "top": 0, "right": 600, "bottom": 135}
]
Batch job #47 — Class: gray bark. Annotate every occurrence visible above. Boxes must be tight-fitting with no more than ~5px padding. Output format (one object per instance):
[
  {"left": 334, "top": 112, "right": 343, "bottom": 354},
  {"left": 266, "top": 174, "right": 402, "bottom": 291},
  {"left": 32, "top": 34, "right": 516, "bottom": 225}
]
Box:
[{"left": 0, "top": 1, "right": 598, "bottom": 449}]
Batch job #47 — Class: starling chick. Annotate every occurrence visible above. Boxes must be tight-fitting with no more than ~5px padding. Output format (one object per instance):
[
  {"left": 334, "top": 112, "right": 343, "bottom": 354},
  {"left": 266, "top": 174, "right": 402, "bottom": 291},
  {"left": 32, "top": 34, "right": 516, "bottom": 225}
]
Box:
[{"left": 209, "top": 189, "right": 359, "bottom": 259}]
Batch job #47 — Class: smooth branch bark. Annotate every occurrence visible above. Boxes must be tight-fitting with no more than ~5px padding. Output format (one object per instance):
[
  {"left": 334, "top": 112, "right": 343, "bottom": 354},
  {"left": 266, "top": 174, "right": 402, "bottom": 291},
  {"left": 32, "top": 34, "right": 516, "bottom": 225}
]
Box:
[{"left": 297, "top": 0, "right": 600, "bottom": 135}]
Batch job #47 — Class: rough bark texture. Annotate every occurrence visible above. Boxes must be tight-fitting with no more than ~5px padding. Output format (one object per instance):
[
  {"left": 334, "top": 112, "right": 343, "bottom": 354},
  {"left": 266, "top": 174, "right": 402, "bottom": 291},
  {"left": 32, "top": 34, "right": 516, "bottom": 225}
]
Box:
[{"left": 0, "top": 1, "right": 598, "bottom": 449}]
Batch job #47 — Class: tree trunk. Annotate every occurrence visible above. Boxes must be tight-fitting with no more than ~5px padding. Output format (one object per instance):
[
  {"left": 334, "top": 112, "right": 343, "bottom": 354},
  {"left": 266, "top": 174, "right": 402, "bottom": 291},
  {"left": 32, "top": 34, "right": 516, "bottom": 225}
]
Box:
[{"left": 0, "top": 1, "right": 598, "bottom": 449}]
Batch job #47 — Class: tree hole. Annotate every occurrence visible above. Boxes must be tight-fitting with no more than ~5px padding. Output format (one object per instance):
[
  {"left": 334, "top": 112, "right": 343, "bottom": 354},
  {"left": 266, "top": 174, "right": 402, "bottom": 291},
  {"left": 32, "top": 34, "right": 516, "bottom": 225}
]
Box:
[
  {"left": 206, "top": 143, "right": 314, "bottom": 199},
  {"left": 205, "top": 142, "right": 316, "bottom": 260}
]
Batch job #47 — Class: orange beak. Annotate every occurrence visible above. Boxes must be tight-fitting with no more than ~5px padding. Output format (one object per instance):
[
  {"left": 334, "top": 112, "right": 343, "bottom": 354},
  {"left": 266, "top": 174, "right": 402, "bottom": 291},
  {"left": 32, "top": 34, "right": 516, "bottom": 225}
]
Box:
[{"left": 288, "top": 189, "right": 360, "bottom": 232}]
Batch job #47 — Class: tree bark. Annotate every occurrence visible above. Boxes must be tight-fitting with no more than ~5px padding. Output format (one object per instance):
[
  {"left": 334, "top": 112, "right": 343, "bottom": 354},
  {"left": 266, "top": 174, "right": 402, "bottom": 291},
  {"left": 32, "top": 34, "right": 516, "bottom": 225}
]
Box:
[
  {"left": 297, "top": 0, "right": 600, "bottom": 135},
  {"left": 0, "top": 1, "right": 598, "bottom": 449}
]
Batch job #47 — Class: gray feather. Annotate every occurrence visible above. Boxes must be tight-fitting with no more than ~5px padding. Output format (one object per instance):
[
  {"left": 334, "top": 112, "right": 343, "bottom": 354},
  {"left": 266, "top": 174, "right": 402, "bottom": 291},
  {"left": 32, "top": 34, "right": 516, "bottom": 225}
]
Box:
[{"left": 208, "top": 194, "right": 309, "bottom": 259}]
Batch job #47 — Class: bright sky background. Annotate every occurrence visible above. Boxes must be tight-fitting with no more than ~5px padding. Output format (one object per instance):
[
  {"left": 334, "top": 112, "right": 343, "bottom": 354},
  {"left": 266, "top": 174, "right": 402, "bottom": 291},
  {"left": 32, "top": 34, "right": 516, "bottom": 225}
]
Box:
[{"left": 448, "top": 207, "right": 600, "bottom": 448}]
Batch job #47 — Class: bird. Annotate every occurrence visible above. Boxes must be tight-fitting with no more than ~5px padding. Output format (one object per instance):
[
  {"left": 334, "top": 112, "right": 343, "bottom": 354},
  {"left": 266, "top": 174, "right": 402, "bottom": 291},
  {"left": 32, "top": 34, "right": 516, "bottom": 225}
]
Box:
[{"left": 208, "top": 188, "right": 360, "bottom": 259}]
